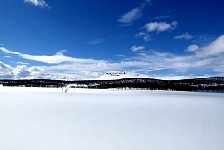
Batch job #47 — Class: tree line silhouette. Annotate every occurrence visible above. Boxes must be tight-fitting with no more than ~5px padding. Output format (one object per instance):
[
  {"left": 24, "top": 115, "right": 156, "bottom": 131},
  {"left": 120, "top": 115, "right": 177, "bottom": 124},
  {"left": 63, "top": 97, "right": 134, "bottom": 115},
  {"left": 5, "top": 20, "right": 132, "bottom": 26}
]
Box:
[{"left": 0, "top": 77, "right": 224, "bottom": 93}]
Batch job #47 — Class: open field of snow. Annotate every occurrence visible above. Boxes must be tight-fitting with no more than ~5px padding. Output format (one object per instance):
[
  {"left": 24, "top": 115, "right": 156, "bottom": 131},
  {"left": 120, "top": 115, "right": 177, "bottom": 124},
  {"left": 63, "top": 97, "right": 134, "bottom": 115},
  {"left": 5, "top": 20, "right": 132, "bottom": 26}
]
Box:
[{"left": 0, "top": 87, "right": 224, "bottom": 150}]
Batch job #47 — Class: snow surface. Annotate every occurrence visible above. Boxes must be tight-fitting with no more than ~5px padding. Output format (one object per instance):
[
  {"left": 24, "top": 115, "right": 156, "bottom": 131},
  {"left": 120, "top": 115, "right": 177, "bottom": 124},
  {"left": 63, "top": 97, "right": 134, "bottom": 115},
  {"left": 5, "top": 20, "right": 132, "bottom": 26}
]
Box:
[{"left": 0, "top": 87, "right": 224, "bottom": 150}]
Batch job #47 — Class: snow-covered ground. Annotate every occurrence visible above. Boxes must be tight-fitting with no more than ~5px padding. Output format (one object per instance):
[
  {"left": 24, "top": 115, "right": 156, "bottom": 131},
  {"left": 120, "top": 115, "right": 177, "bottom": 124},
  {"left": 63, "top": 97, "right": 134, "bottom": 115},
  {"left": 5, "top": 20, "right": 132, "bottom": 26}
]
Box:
[{"left": 0, "top": 87, "right": 224, "bottom": 150}]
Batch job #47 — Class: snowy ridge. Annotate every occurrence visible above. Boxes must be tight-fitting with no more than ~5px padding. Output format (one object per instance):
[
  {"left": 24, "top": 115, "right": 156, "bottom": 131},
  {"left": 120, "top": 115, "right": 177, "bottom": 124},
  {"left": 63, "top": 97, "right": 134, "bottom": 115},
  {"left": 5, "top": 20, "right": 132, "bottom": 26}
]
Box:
[{"left": 96, "top": 71, "right": 149, "bottom": 80}]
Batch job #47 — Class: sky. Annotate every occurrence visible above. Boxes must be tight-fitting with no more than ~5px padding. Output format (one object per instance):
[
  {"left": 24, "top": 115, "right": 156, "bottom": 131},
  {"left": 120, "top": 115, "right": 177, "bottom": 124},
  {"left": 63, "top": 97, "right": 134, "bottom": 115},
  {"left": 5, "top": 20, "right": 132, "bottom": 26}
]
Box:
[{"left": 0, "top": 0, "right": 224, "bottom": 80}]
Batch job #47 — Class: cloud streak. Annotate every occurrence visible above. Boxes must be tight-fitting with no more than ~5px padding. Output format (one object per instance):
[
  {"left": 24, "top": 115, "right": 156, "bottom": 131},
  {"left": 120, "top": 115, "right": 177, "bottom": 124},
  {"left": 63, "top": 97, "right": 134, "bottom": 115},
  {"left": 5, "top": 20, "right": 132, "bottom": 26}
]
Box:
[
  {"left": 196, "top": 35, "right": 224, "bottom": 57},
  {"left": 174, "top": 33, "right": 193, "bottom": 40},
  {"left": 0, "top": 47, "right": 99, "bottom": 64},
  {"left": 117, "top": 0, "right": 150, "bottom": 25},
  {"left": 24, "top": 0, "right": 49, "bottom": 8}
]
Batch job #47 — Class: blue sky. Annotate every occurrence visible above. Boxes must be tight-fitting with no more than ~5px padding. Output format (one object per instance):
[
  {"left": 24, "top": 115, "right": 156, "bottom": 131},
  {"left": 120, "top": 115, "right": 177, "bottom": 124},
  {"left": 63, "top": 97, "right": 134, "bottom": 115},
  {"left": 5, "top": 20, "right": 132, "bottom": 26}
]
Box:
[{"left": 0, "top": 0, "right": 224, "bottom": 79}]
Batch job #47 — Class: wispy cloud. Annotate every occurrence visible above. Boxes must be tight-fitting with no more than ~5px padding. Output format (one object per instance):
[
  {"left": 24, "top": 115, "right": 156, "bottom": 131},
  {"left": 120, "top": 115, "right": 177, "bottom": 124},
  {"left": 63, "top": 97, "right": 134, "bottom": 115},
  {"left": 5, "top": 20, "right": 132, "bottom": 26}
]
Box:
[
  {"left": 1, "top": 35, "right": 224, "bottom": 79},
  {"left": 136, "top": 32, "right": 151, "bottom": 41},
  {"left": 0, "top": 47, "right": 98, "bottom": 64},
  {"left": 17, "top": 62, "right": 29, "bottom": 65},
  {"left": 186, "top": 44, "right": 199, "bottom": 52},
  {"left": 154, "top": 15, "right": 171, "bottom": 20},
  {"left": 4, "top": 56, "right": 12, "bottom": 58},
  {"left": 117, "top": 0, "right": 151, "bottom": 25},
  {"left": 131, "top": 45, "right": 145, "bottom": 52},
  {"left": 144, "top": 21, "right": 178, "bottom": 33},
  {"left": 88, "top": 39, "right": 104, "bottom": 45},
  {"left": 24, "top": 0, "right": 49, "bottom": 8},
  {"left": 118, "top": 8, "right": 142, "bottom": 25},
  {"left": 173, "top": 33, "right": 193, "bottom": 40},
  {"left": 185, "top": 35, "right": 224, "bottom": 57},
  {"left": 137, "top": 21, "right": 177, "bottom": 41},
  {"left": 196, "top": 35, "right": 224, "bottom": 57}
]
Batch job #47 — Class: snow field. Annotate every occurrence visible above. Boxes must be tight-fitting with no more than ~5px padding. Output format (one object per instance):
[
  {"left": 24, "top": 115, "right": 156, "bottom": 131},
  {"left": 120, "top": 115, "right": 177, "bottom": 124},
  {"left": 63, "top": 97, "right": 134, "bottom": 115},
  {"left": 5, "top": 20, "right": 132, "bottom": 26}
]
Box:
[{"left": 0, "top": 88, "right": 224, "bottom": 150}]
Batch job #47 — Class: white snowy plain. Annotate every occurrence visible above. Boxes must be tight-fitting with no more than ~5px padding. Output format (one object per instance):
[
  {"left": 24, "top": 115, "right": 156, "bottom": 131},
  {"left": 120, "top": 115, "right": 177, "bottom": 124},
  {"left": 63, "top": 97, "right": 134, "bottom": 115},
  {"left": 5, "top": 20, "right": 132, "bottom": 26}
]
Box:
[{"left": 0, "top": 87, "right": 224, "bottom": 150}]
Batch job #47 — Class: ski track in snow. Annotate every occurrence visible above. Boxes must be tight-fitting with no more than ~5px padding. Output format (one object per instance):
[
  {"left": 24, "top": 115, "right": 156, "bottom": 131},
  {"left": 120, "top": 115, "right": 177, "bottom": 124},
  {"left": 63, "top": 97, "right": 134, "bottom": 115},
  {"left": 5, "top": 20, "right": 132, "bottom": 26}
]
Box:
[{"left": 0, "top": 87, "right": 224, "bottom": 150}]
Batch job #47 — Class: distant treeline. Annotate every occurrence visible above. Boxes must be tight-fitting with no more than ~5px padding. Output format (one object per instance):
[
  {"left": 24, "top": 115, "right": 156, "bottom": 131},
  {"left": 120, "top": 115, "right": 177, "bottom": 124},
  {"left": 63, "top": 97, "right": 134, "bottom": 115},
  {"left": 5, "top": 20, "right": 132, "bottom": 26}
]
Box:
[{"left": 0, "top": 77, "right": 224, "bottom": 93}]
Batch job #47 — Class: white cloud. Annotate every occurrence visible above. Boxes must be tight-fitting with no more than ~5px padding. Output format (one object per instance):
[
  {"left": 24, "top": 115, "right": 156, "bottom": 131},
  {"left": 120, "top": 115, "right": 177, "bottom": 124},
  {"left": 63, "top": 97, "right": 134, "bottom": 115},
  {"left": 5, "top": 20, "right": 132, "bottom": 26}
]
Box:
[
  {"left": 122, "top": 52, "right": 213, "bottom": 72},
  {"left": 0, "top": 61, "right": 78, "bottom": 80},
  {"left": 196, "top": 35, "right": 224, "bottom": 57},
  {"left": 13, "top": 65, "right": 30, "bottom": 79},
  {"left": 24, "top": 0, "right": 49, "bottom": 8},
  {"left": 174, "top": 33, "right": 193, "bottom": 40},
  {"left": 1, "top": 35, "right": 224, "bottom": 79},
  {"left": 144, "top": 21, "right": 178, "bottom": 33},
  {"left": 118, "top": 8, "right": 142, "bottom": 25},
  {"left": 154, "top": 15, "right": 171, "bottom": 20},
  {"left": 137, "top": 21, "right": 177, "bottom": 41},
  {"left": 0, "top": 61, "right": 14, "bottom": 79},
  {"left": 17, "top": 62, "right": 29, "bottom": 65},
  {"left": 131, "top": 45, "right": 145, "bottom": 52},
  {"left": 186, "top": 44, "right": 199, "bottom": 52},
  {"left": 117, "top": 0, "right": 150, "bottom": 25},
  {"left": 136, "top": 32, "right": 151, "bottom": 41},
  {"left": 0, "top": 47, "right": 214, "bottom": 74},
  {"left": 0, "top": 47, "right": 21, "bottom": 55},
  {"left": 0, "top": 47, "right": 99, "bottom": 64},
  {"left": 0, "top": 49, "right": 223, "bottom": 79},
  {"left": 4, "top": 56, "right": 12, "bottom": 58}
]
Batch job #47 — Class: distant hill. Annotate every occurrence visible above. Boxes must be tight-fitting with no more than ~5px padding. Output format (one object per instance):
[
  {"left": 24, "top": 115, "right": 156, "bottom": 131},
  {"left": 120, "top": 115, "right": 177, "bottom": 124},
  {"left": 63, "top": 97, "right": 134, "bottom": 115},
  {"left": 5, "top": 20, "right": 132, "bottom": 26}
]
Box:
[{"left": 95, "top": 71, "right": 149, "bottom": 80}]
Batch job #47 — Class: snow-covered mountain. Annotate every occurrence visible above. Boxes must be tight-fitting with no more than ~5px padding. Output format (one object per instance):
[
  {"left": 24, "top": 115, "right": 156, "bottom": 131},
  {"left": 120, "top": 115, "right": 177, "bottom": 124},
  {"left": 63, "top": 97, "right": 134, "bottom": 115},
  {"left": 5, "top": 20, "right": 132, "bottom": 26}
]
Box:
[{"left": 96, "top": 71, "right": 149, "bottom": 80}]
